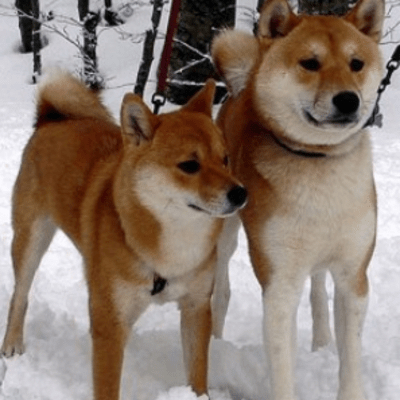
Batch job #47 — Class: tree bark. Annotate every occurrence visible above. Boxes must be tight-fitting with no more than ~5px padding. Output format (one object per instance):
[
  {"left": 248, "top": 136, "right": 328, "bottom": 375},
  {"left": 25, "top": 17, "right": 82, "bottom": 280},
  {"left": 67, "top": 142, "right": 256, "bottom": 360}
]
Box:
[
  {"left": 31, "top": 0, "right": 41, "bottom": 82},
  {"left": 15, "top": 0, "right": 33, "bottom": 52},
  {"left": 167, "top": 0, "right": 236, "bottom": 104},
  {"left": 104, "top": 0, "right": 123, "bottom": 26},
  {"left": 82, "top": 12, "right": 101, "bottom": 89},
  {"left": 134, "top": 0, "right": 164, "bottom": 96},
  {"left": 78, "top": 0, "right": 102, "bottom": 89},
  {"left": 78, "top": 0, "right": 89, "bottom": 22},
  {"left": 298, "top": 0, "right": 357, "bottom": 15}
]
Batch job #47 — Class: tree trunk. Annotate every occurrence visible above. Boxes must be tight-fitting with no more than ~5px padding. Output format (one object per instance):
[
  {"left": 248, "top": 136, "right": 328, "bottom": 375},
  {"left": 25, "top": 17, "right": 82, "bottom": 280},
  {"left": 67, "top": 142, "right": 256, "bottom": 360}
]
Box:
[
  {"left": 78, "top": 0, "right": 102, "bottom": 89},
  {"left": 255, "top": 0, "right": 356, "bottom": 16},
  {"left": 15, "top": 0, "right": 33, "bottom": 52},
  {"left": 31, "top": 0, "right": 41, "bottom": 82},
  {"left": 134, "top": 0, "right": 164, "bottom": 96},
  {"left": 83, "top": 12, "right": 101, "bottom": 89},
  {"left": 298, "top": 0, "right": 356, "bottom": 15},
  {"left": 167, "top": 0, "right": 236, "bottom": 104},
  {"left": 78, "top": 0, "right": 89, "bottom": 22},
  {"left": 104, "top": 0, "right": 123, "bottom": 26}
]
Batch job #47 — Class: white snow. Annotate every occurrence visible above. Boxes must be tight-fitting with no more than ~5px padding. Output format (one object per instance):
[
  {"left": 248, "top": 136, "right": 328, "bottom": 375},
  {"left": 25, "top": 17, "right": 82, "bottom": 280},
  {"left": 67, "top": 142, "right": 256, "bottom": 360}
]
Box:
[{"left": 0, "top": 1, "right": 399, "bottom": 399}]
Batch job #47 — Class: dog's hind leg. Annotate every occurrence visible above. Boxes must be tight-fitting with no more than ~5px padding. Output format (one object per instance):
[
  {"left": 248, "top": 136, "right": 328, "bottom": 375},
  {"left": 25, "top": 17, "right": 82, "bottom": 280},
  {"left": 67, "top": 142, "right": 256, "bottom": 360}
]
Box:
[
  {"left": 310, "top": 271, "right": 332, "bottom": 351},
  {"left": 212, "top": 215, "right": 240, "bottom": 338},
  {"left": 1, "top": 173, "right": 56, "bottom": 357}
]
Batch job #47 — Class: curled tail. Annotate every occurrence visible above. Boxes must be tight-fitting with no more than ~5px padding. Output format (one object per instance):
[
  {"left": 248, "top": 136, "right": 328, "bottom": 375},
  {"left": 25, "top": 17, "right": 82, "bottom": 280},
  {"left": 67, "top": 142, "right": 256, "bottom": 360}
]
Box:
[{"left": 35, "top": 72, "right": 115, "bottom": 128}]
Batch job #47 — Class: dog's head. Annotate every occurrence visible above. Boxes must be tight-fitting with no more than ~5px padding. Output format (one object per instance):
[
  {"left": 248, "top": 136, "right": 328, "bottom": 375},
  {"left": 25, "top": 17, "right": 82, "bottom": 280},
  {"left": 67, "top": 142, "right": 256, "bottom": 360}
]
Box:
[
  {"left": 119, "top": 81, "right": 247, "bottom": 219},
  {"left": 213, "top": 0, "right": 384, "bottom": 148}
]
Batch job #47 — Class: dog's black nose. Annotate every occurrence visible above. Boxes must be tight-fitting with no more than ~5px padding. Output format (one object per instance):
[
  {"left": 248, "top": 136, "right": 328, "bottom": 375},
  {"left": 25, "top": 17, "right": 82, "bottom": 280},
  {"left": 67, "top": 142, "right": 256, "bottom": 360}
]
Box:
[
  {"left": 227, "top": 185, "right": 247, "bottom": 208},
  {"left": 332, "top": 91, "right": 360, "bottom": 115}
]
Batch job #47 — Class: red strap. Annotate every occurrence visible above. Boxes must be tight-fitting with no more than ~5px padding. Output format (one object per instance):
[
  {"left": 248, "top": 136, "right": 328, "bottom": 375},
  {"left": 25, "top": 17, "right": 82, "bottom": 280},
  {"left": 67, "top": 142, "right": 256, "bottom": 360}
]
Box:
[{"left": 154, "top": 0, "right": 181, "bottom": 109}]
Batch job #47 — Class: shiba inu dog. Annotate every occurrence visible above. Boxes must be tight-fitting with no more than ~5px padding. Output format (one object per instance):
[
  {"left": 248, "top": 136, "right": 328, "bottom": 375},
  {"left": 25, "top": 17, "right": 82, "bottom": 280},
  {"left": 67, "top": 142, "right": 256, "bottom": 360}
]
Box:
[
  {"left": 0, "top": 73, "right": 247, "bottom": 400},
  {"left": 211, "top": 0, "right": 384, "bottom": 399}
]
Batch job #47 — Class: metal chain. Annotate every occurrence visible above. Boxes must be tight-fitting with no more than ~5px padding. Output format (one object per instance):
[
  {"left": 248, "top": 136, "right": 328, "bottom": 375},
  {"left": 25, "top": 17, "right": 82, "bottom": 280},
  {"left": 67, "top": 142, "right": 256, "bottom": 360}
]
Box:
[{"left": 365, "top": 45, "right": 400, "bottom": 128}]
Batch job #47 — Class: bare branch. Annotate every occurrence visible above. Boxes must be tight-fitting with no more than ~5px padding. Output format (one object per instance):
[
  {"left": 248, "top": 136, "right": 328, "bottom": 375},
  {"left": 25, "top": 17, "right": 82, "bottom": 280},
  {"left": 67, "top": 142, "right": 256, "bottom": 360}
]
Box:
[{"left": 172, "top": 37, "right": 212, "bottom": 61}]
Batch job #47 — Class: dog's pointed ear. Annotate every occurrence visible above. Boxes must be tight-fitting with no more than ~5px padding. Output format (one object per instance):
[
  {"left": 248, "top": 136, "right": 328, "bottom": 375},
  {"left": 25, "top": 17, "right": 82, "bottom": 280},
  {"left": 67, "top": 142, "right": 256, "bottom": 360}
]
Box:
[
  {"left": 183, "top": 79, "right": 216, "bottom": 117},
  {"left": 345, "top": 0, "right": 385, "bottom": 43},
  {"left": 212, "top": 30, "right": 259, "bottom": 97},
  {"left": 120, "top": 93, "right": 158, "bottom": 146},
  {"left": 258, "top": 0, "right": 299, "bottom": 39}
]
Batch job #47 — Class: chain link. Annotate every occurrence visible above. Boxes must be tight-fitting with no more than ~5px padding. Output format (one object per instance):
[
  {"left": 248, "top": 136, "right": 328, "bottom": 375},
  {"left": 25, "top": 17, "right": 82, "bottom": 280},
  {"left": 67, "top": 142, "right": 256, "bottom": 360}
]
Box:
[{"left": 365, "top": 45, "right": 400, "bottom": 128}]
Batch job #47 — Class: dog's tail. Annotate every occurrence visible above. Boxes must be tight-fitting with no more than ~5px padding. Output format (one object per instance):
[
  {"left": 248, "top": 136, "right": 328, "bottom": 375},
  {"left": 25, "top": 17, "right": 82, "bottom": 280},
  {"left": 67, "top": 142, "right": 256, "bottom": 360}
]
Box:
[{"left": 35, "top": 72, "right": 115, "bottom": 128}]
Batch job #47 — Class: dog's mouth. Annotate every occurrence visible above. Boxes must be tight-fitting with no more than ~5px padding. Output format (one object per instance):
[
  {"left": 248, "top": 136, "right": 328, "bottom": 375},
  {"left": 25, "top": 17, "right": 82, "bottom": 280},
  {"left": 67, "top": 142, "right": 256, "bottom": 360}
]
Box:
[
  {"left": 304, "top": 111, "right": 358, "bottom": 127},
  {"left": 187, "top": 186, "right": 247, "bottom": 217},
  {"left": 188, "top": 203, "right": 231, "bottom": 217},
  {"left": 188, "top": 203, "right": 210, "bottom": 214}
]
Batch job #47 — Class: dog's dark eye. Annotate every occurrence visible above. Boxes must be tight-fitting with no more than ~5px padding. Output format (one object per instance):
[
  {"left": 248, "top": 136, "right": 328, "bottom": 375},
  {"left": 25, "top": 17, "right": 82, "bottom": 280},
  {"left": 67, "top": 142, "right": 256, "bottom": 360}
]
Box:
[
  {"left": 177, "top": 160, "right": 201, "bottom": 174},
  {"left": 350, "top": 59, "right": 364, "bottom": 72},
  {"left": 300, "top": 58, "right": 321, "bottom": 71}
]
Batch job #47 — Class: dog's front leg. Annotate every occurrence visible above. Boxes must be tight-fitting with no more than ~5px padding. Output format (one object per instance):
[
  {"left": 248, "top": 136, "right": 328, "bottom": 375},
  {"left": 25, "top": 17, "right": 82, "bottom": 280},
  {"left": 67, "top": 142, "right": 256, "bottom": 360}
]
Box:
[
  {"left": 179, "top": 290, "right": 213, "bottom": 396},
  {"left": 262, "top": 274, "right": 306, "bottom": 400},
  {"left": 90, "top": 298, "right": 128, "bottom": 400},
  {"left": 310, "top": 271, "right": 333, "bottom": 351},
  {"left": 212, "top": 214, "right": 241, "bottom": 338},
  {"left": 332, "top": 276, "right": 369, "bottom": 400},
  {"left": 89, "top": 281, "right": 149, "bottom": 400},
  {"left": 91, "top": 326, "right": 126, "bottom": 400}
]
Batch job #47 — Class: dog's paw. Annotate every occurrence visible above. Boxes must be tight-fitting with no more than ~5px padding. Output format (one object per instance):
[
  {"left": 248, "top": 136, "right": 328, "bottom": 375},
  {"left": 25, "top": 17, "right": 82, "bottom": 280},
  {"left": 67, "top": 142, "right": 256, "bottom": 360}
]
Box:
[
  {"left": 1, "top": 338, "right": 25, "bottom": 358},
  {"left": 311, "top": 334, "right": 332, "bottom": 352}
]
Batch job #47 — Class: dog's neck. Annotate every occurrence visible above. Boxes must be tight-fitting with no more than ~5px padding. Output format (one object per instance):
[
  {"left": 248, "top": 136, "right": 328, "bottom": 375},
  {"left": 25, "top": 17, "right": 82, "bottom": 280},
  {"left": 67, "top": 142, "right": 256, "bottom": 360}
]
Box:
[
  {"left": 264, "top": 126, "right": 366, "bottom": 159},
  {"left": 269, "top": 133, "right": 327, "bottom": 158}
]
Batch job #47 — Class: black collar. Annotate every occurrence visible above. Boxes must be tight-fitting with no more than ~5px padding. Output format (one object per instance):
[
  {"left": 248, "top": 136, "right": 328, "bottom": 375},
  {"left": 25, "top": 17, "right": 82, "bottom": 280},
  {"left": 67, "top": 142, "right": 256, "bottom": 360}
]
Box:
[{"left": 270, "top": 133, "right": 327, "bottom": 158}]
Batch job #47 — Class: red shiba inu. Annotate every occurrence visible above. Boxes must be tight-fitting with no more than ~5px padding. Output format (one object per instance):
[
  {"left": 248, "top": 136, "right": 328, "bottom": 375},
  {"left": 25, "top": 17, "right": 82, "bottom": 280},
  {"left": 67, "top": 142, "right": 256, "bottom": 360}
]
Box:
[
  {"left": 0, "top": 73, "right": 247, "bottom": 400},
  {"left": 211, "top": 0, "right": 384, "bottom": 399}
]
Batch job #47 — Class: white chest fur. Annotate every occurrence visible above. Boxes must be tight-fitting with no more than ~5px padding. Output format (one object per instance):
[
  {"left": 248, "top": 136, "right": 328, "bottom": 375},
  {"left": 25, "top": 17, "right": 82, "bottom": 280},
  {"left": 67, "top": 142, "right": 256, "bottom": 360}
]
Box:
[
  {"left": 134, "top": 167, "right": 217, "bottom": 277},
  {"left": 258, "top": 134, "right": 376, "bottom": 273},
  {"left": 155, "top": 211, "right": 216, "bottom": 277}
]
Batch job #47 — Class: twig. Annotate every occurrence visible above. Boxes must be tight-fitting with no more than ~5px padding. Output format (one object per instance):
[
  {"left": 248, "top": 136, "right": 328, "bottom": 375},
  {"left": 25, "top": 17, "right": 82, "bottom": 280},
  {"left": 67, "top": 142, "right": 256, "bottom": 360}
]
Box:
[{"left": 172, "top": 37, "right": 212, "bottom": 61}]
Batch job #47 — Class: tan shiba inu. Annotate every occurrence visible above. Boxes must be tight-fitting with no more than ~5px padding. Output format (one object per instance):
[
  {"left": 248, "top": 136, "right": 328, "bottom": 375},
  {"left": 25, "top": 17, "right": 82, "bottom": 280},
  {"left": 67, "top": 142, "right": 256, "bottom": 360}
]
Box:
[
  {"left": 211, "top": 0, "right": 384, "bottom": 399},
  {"left": 0, "top": 73, "right": 247, "bottom": 400}
]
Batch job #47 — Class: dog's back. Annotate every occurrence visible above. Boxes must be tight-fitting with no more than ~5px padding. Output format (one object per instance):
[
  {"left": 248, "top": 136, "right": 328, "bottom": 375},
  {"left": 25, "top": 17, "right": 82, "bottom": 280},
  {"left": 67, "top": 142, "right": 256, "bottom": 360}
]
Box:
[{"left": 16, "top": 74, "right": 121, "bottom": 242}]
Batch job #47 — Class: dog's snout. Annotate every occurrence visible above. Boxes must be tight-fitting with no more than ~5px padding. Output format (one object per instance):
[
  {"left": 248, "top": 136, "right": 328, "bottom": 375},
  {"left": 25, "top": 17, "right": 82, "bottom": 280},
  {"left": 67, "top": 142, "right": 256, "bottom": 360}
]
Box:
[
  {"left": 332, "top": 91, "right": 360, "bottom": 115},
  {"left": 227, "top": 185, "right": 247, "bottom": 208}
]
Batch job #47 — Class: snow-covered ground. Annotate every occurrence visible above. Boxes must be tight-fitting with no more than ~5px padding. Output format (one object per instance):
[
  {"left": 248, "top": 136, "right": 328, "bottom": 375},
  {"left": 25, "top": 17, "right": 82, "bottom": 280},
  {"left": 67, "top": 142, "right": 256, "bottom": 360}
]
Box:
[{"left": 0, "top": 1, "right": 399, "bottom": 399}]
